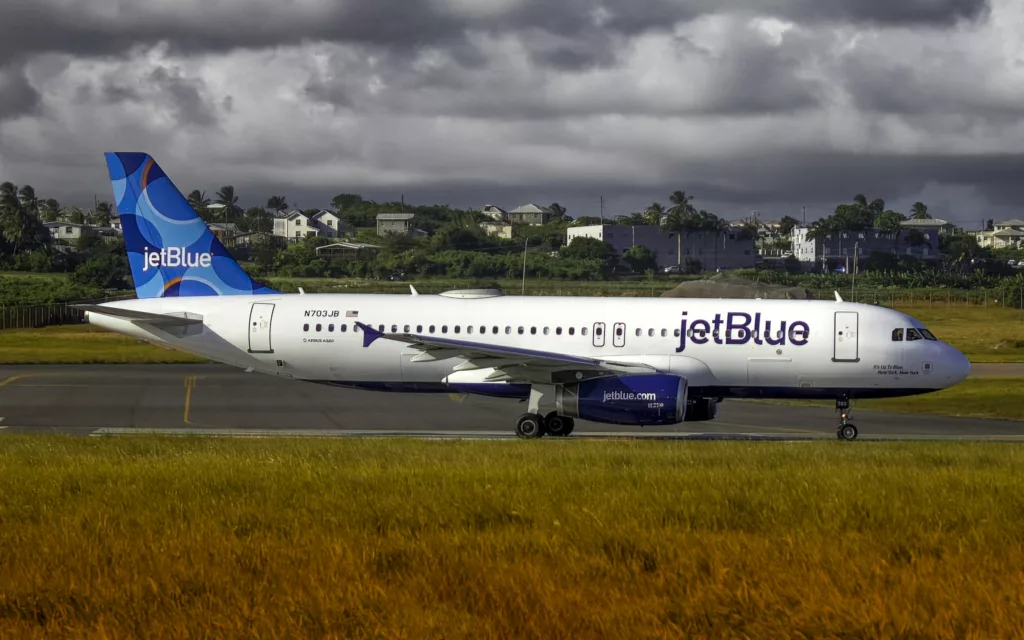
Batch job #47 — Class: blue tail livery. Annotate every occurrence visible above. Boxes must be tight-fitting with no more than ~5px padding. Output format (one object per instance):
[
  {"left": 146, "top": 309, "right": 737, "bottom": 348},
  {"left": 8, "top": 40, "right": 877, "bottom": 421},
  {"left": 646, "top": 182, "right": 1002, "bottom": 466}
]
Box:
[{"left": 104, "top": 152, "right": 276, "bottom": 298}]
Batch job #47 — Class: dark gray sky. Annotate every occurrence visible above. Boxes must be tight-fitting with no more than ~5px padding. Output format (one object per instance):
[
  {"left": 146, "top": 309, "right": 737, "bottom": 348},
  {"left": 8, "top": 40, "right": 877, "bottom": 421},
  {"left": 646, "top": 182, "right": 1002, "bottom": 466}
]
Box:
[{"left": 0, "top": 0, "right": 1020, "bottom": 228}]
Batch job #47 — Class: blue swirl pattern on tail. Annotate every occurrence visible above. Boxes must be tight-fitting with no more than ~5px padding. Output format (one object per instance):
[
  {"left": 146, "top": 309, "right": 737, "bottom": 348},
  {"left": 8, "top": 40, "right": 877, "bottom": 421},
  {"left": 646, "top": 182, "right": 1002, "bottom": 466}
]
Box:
[{"left": 104, "top": 152, "right": 277, "bottom": 298}]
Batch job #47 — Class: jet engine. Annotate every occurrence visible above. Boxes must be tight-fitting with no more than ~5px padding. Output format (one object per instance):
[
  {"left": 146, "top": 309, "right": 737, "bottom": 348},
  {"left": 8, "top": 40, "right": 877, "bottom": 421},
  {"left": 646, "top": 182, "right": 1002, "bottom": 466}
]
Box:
[{"left": 555, "top": 374, "right": 687, "bottom": 426}]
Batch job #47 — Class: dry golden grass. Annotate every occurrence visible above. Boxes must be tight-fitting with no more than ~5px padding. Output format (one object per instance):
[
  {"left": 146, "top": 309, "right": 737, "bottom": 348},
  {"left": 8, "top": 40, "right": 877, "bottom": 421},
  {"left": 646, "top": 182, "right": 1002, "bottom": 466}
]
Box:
[
  {"left": 0, "top": 437, "right": 1023, "bottom": 638},
  {"left": 893, "top": 304, "right": 1024, "bottom": 362}
]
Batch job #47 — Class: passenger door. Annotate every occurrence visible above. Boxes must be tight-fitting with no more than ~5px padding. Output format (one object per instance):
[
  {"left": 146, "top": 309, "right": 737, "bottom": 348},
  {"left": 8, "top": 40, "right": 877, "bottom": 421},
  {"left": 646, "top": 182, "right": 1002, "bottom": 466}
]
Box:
[
  {"left": 248, "top": 303, "right": 275, "bottom": 353},
  {"left": 833, "top": 311, "right": 859, "bottom": 362}
]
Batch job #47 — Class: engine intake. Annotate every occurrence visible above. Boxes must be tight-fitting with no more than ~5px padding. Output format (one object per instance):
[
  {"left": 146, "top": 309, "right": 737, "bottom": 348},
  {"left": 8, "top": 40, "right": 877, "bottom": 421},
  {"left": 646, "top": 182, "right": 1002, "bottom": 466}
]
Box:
[{"left": 555, "top": 374, "right": 688, "bottom": 426}]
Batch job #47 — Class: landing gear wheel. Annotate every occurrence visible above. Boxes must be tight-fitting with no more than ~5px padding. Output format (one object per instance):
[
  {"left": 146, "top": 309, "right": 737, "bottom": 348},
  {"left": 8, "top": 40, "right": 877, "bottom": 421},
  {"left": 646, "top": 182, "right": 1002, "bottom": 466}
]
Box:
[
  {"left": 515, "top": 413, "right": 546, "bottom": 439},
  {"left": 544, "top": 411, "right": 575, "bottom": 437},
  {"left": 838, "top": 424, "right": 858, "bottom": 441}
]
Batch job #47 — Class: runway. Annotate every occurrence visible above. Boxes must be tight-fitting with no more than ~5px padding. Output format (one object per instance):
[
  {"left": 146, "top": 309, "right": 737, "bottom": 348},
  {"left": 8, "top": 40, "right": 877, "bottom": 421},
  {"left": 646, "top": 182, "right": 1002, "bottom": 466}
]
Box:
[{"left": 0, "top": 364, "right": 1022, "bottom": 441}]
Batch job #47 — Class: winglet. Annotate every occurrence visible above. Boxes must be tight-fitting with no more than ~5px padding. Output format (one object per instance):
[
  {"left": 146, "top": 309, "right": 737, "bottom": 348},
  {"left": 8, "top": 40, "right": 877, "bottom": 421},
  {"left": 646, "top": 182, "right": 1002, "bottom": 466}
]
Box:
[
  {"left": 410, "top": 285, "right": 419, "bottom": 295},
  {"left": 355, "top": 322, "right": 384, "bottom": 347},
  {"left": 834, "top": 290, "right": 844, "bottom": 302}
]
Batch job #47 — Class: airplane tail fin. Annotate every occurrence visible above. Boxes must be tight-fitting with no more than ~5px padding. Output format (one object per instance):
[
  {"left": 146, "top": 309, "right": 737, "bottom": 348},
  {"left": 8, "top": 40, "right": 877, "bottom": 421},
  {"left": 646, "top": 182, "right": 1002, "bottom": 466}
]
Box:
[{"left": 104, "top": 152, "right": 277, "bottom": 298}]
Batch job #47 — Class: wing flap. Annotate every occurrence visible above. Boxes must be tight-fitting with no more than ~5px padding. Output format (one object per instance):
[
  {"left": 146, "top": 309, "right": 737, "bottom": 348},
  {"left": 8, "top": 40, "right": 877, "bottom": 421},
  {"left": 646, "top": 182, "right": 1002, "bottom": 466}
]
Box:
[{"left": 75, "top": 304, "right": 203, "bottom": 327}]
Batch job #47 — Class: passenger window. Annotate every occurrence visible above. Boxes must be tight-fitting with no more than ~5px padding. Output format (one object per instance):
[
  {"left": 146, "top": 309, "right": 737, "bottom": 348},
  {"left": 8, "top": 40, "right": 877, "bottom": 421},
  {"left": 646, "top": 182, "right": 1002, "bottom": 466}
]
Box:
[
  {"left": 429, "top": 325, "right": 436, "bottom": 333},
  {"left": 648, "top": 328, "right": 654, "bottom": 337},
  {"left": 505, "top": 326, "right": 511, "bottom": 334},
  {"left": 661, "top": 329, "right": 667, "bottom": 337},
  {"left": 596, "top": 327, "right": 603, "bottom": 336},
  {"left": 906, "top": 328, "right": 922, "bottom": 341},
  {"left": 674, "top": 329, "right": 680, "bottom": 337},
  {"left": 442, "top": 325, "right": 448, "bottom": 333},
  {"left": 303, "top": 324, "right": 309, "bottom": 331},
  {"left": 543, "top": 327, "right": 549, "bottom": 335},
  {"left": 480, "top": 326, "right": 486, "bottom": 334},
  {"left": 582, "top": 327, "right": 588, "bottom": 336},
  {"left": 635, "top": 328, "right": 642, "bottom": 337},
  {"left": 341, "top": 324, "right": 347, "bottom": 332},
  {"left": 328, "top": 324, "right": 334, "bottom": 332},
  {"left": 404, "top": 325, "right": 410, "bottom": 333},
  {"left": 467, "top": 326, "right": 473, "bottom": 334},
  {"left": 416, "top": 325, "right": 423, "bottom": 333},
  {"left": 493, "top": 327, "right": 499, "bottom": 334},
  {"left": 316, "top": 324, "right": 322, "bottom": 332},
  {"left": 556, "top": 327, "right": 563, "bottom": 335},
  {"left": 391, "top": 325, "right": 397, "bottom": 333},
  {"left": 892, "top": 328, "right": 903, "bottom": 341},
  {"left": 518, "top": 327, "right": 524, "bottom": 334},
  {"left": 454, "top": 326, "right": 461, "bottom": 334},
  {"left": 569, "top": 327, "right": 575, "bottom": 335},
  {"left": 378, "top": 325, "right": 384, "bottom": 332},
  {"left": 530, "top": 327, "right": 537, "bottom": 335}
]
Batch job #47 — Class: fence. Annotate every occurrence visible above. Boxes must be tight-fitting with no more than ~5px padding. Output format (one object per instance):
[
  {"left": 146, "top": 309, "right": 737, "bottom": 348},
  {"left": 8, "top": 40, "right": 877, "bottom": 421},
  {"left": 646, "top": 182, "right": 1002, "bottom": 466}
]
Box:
[{"left": 0, "top": 295, "right": 135, "bottom": 331}]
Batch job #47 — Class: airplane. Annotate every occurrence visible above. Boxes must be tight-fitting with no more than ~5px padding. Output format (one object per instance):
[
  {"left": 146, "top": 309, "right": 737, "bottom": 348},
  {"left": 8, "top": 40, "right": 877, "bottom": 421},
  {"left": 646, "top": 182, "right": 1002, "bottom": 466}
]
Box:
[{"left": 80, "top": 152, "right": 971, "bottom": 441}]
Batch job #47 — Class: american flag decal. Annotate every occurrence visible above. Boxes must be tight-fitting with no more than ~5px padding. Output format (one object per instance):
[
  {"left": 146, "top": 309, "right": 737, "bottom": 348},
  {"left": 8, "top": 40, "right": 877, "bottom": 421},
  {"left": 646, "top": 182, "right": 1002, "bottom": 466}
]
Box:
[{"left": 346, "top": 310, "right": 358, "bottom": 317}]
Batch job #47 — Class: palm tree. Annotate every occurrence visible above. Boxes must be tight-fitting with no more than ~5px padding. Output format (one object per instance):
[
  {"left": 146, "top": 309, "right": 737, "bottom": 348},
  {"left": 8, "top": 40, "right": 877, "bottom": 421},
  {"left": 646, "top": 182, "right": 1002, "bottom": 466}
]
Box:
[
  {"left": 216, "top": 186, "right": 240, "bottom": 223},
  {"left": 187, "top": 189, "right": 210, "bottom": 211},
  {"left": 910, "top": 202, "right": 930, "bottom": 220},
  {"left": 17, "top": 185, "right": 39, "bottom": 217},
  {"left": 644, "top": 202, "right": 665, "bottom": 225},
  {"left": 549, "top": 203, "right": 567, "bottom": 221},
  {"left": 668, "top": 191, "right": 694, "bottom": 217},
  {"left": 267, "top": 196, "right": 288, "bottom": 212},
  {"left": 41, "top": 198, "right": 61, "bottom": 222}
]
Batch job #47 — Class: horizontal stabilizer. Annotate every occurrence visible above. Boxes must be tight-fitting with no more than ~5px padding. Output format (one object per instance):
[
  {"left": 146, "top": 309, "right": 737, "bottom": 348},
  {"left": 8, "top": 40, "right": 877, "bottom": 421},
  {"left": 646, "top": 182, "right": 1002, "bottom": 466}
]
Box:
[{"left": 74, "top": 304, "right": 203, "bottom": 327}]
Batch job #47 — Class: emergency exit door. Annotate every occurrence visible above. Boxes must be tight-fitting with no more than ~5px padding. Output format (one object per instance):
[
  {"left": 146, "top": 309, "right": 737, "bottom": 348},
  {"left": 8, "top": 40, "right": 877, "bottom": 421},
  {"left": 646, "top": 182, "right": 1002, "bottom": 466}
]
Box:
[
  {"left": 833, "top": 311, "right": 859, "bottom": 362},
  {"left": 248, "top": 303, "right": 275, "bottom": 353}
]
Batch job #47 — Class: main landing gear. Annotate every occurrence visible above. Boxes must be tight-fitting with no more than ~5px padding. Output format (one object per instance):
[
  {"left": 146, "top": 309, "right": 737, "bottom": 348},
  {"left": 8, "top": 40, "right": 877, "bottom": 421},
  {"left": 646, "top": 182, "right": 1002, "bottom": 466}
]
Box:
[
  {"left": 836, "top": 396, "right": 858, "bottom": 441},
  {"left": 514, "top": 411, "right": 575, "bottom": 439},
  {"left": 514, "top": 385, "right": 575, "bottom": 439}
]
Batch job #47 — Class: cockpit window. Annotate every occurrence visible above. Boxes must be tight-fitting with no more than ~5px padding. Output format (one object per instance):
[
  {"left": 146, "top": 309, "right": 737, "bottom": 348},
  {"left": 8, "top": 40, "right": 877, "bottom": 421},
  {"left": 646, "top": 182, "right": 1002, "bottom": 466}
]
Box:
[
  {"left": 920, "top": 329, "right": 937, "bottom": 341},
  {"left": 891, "top": 328, "right": 904, "bottom": 341},
  {"left": 906, "top": 328, "right": 923, "bottom": 341}
]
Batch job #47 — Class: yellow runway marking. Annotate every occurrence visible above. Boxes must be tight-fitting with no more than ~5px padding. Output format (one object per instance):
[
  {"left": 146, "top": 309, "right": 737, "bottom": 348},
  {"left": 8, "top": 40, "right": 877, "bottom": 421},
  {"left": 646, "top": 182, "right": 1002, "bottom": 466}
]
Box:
[
  {"left": 0, "top": 374, "right": 46, "bottom": 389},
  {"left": 183, "top": 375, "right": 196, "bottom": 424}
]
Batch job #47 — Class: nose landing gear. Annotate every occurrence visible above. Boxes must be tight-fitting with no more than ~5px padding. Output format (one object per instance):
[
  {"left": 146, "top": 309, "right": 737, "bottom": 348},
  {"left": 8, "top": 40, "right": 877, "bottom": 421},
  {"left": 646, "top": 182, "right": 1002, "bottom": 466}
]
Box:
[{"left": 836, "top": 396, "right": 858, "bottom": 440}]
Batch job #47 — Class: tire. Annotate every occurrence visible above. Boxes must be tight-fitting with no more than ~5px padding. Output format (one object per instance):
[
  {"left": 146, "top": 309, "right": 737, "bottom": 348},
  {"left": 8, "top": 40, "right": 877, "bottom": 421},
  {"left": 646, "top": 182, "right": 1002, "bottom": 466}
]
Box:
[{"left": 515, "top": 413, "right": 545, "bottom": 439}]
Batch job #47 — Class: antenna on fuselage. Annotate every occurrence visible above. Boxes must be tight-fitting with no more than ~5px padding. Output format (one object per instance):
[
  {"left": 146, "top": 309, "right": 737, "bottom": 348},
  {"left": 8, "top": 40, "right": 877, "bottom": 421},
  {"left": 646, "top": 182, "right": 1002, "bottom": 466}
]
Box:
[
  {"left": 834, "top": 290, "right": 844, "bottom": 302},
  {"left": 298, "top": 287, "right": 305, "bottom": 295},
  {"left": 409, "top": 285, "right": 419, "bottom": 295}
]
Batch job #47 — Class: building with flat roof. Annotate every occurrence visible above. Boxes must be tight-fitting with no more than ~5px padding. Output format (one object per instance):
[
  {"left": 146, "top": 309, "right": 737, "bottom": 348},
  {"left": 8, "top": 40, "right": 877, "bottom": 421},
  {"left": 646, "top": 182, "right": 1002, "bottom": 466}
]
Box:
[{"left": 566, "top": 224, "right": 756, "bottom": 271}]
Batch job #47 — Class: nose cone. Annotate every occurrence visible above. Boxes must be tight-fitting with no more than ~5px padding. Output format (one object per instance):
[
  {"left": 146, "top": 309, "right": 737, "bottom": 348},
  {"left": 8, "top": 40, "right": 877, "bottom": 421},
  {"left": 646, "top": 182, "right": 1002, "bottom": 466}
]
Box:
[{"left": 945, "top": 346, "right": 970, "bottom": 385}]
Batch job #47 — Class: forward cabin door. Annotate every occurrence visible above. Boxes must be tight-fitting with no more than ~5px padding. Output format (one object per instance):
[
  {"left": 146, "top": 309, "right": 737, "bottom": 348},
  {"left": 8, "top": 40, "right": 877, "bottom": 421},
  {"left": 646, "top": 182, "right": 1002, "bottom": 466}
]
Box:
[
  {"left": 248, "top": 302, "right": 275, "bottom": 353},
  {"left": 833, "top": 311, "right": 859, "bottom": 362}
]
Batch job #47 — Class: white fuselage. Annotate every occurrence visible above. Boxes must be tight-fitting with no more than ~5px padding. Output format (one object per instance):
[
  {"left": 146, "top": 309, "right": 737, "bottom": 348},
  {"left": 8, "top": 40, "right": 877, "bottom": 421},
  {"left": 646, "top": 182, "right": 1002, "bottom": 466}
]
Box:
[{"left": 88, "top": 292, "right": 970, "bottom": 401}]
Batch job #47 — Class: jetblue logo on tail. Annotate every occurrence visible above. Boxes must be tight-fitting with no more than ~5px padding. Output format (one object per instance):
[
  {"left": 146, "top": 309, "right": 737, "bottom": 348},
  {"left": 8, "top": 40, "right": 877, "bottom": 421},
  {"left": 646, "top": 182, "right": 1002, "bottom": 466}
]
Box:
[
  {"left": 142, "top": 247, "right": 213, "bottom": 271},
  {"left": 676, "top": 311, "right": 810, "bottom": 352}
]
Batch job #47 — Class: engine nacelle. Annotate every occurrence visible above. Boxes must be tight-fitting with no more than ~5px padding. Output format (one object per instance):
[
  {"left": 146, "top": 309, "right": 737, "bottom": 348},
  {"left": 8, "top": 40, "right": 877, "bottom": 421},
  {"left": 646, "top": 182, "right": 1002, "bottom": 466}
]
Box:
[{"left": 555, "top": 374, "right": 688, "bottom": 426}]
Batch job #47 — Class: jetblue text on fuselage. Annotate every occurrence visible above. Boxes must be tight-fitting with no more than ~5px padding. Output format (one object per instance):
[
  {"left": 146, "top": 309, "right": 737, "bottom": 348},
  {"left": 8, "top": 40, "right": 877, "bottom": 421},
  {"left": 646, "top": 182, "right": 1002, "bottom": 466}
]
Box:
[
  {"left": 676, "top": 311, "right": 810, "bottom": 352},
  {"left": 142, "top": 246, "right": 213, "bottom": 272}
]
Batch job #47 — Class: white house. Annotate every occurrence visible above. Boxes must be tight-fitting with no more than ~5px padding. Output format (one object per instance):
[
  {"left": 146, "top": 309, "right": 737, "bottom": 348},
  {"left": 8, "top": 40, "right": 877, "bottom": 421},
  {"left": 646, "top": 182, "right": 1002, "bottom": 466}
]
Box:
[
  {"left": 507, "top": 204, "right": 552, "bottom": 225},
  {"left": 480, "top": 205, "right": 507, "bottom": 221},
  {"left": 272, "top": 209, "right": 350, "bottom": 242},
  {"left": 973, "top": 219, "right": 1024, "bottom": 249},
  {"left": 480, "top": 221, "right": 513, "bottom": 239},
  {"left": 44, "top": 222, "right": 97, "bottom": 243}
]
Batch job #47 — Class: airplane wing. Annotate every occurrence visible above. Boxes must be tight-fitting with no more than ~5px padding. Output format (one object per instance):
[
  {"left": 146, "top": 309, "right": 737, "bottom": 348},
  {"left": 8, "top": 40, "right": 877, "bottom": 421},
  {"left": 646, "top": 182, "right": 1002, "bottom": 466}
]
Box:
[
  {"left": 74, "top": 304, "right": 203, "bottom": 328},
  {"left": 355, "top": 321, "right": 655, "bottom": 383}
]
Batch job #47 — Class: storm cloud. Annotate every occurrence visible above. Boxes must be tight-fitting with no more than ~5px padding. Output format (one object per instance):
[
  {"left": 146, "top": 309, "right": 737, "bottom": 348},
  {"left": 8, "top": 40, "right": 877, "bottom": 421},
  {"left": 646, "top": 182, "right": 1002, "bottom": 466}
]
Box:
[{"left": 0, "top": 0, "right": 1019, "bottom": 224}]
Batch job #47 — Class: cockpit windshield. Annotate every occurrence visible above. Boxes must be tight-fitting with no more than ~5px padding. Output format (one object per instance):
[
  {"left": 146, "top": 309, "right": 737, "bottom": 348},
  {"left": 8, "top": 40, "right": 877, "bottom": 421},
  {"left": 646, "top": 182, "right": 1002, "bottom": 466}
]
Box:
[{"left": 892, "top": 326, "right": 937, "bottom": 341}]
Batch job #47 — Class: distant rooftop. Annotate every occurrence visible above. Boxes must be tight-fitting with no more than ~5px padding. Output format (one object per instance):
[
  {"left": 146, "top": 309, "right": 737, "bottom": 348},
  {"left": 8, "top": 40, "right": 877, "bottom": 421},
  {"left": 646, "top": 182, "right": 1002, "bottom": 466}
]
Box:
[{"left": 376, "top": 213, "right": 415, "bottom": 221}]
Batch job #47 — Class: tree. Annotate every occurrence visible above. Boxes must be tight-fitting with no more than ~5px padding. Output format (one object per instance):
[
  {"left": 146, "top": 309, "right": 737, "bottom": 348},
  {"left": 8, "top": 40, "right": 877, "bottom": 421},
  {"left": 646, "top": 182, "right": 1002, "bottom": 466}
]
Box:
[
  {"left": 215, "top": 186, "right": 241, "bottom": 223},
  {"left": 874, "top": 210, "right": 907, "bottom": 255},
  {"left": 187, "top": 190, "right": 209, "bottom": 211},
  {"left": 267, "top": 196, "right": 288, "bottom": 212},
  {"left": 92, "top": 201, "right": 113, "bottom": 227},
  {"left": 668, "top": 190, "right": 694, "bottom": 217},
  {"left": 331, "top": 193, "right": 364, "bottom": 211},
  {"left": 561, "top": 236, "right": 611, "bottom": 261},
  {"left": 18, "top": 185, "right": 38, "bottom": 217},
  {"left": 644, "top": 202, "right": 665, "bottom": 225},
  {"left": 41, "top": 198, "right": 61, "bottom": 222},
  {"left": 778, "top": 215, "right": 799, "bottom": 236},
  {"left": 66, "top": 206, "right": 86, "bottom": 225},
  {"left": 910, "top": 202, "right": 931, "bottom": 220},
  {"left": 549, "top": 203, "right": 568, "bottom": 221},
  {"left": 623, "top": 245, "right": 657, "bottom": 273}
]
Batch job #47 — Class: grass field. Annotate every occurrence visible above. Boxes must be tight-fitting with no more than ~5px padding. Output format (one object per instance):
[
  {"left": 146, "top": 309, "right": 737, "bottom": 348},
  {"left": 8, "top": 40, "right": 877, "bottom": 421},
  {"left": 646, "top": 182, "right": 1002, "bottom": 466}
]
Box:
[
  {"left": 0, "top": 437, "right": 1022, "bottom": 638},
  {"left": 0, "top": 325, "right": 206, "bottom": 364},
  {"left": 893, "top": 304, "right": 1024, "bottom": 362},
  {"left": 751, "top": 377, "right": 1024, "bottom": 422}
]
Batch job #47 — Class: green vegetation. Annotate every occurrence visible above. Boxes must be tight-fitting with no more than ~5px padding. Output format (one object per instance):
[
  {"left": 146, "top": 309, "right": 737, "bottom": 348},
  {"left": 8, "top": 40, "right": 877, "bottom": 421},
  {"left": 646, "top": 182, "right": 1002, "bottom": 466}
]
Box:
[
  {"left": 0, "top": 437, "right": 1022, "bottom": 638},
  {"left": 0, "top": 325, "right": 206, "bottom": 364},
  {"left": 752, "top": 377, "right": 1024, "bottom": 422}
]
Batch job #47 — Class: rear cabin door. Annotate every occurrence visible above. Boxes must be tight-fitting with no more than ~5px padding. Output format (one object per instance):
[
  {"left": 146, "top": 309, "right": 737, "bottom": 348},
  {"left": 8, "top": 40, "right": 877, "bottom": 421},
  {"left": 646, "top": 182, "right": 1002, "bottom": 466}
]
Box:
[
  {"left": 612, "top": 322, "right": 626, "bottom": 347},
  {"left": 248, "top": 302, "right": 275, "bottom": 353},
  {"left": 833, "top": 311, "right": 859, "bottom": 362},
  {"left": 592, "top": 322, "right": 606, "bottom": 347}
]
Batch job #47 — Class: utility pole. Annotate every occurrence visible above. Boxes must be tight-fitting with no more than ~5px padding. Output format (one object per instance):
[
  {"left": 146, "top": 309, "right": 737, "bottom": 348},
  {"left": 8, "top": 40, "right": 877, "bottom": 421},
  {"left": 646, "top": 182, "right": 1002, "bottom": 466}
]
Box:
[
  {"left": 802, "top": 206, "right": 806, "bottom": 225},
  {"left": 852, "top": 241, "right": 859, "bottom": 302},
  {"left": 600, "top": 196, "right": 604, "bottom": 223},
  {"left": 521, "top": 238, "right": 529, "bottom": 295}
]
